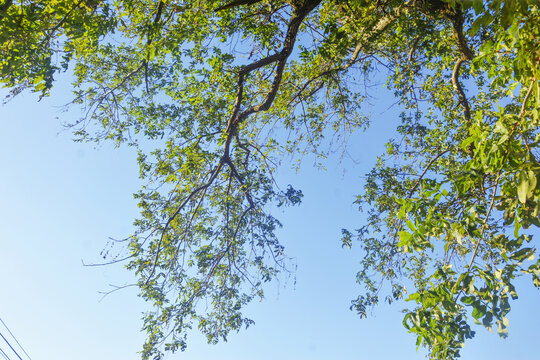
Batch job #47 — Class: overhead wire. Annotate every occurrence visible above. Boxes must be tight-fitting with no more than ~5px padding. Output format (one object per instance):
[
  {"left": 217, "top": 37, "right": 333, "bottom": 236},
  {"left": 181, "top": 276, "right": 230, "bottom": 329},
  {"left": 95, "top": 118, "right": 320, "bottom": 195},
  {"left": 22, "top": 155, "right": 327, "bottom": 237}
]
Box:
[
  {"left": 0, "top": 346, "right": 11, "bottom": 360},
  {"left": 0, "top": 332, "right": 22, "bottom": 360},
  {"left": 0, "top": 318, "right": 30, "bottom": 360}
]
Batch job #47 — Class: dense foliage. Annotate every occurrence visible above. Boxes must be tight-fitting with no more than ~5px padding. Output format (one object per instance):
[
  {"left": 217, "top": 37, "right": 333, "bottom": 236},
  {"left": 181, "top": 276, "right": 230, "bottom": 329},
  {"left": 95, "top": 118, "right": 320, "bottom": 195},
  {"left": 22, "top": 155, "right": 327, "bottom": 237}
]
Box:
[{"left": 1, "top": 0, "right": 539, "bottom": 358}]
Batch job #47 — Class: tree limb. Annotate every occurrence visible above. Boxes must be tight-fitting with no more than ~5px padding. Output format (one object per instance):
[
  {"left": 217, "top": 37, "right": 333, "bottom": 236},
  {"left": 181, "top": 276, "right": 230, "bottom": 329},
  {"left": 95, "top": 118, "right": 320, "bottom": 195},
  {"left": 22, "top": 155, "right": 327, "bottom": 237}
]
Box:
[
  {"left": 452, "top": 57, "right": 471, "bottom": 123},
  {"left": 223, "top": 0, "right": 322, "bottom": 155},
  {"left": 215, "top": 0, "right": 264, "bottom": 12}
]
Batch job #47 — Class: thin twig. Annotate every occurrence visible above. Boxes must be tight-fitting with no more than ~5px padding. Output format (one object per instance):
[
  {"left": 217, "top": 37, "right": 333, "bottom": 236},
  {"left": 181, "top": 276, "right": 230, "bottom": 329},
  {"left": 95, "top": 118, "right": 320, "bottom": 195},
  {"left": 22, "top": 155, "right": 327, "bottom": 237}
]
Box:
[{"left": 408, "top": 149, "right": 450, "bottom": 198}]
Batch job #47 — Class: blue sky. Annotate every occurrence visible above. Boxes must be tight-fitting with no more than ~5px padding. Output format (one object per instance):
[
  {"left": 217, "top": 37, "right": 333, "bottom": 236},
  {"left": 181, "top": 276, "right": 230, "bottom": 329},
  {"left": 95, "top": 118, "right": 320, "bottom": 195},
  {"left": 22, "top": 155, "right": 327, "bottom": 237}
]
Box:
[{"left": 0, "top": 80, "right": 539, "bottom": 360}]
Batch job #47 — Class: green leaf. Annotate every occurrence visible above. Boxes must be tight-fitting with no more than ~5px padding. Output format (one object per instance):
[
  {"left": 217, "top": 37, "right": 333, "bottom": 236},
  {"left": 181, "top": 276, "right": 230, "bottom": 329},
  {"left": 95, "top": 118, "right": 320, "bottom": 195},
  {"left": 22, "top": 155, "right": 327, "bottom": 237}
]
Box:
[
  {"left": 482, "top": 312, "right": 493, "bottom": 328},
  {"left": 406, "top": 292, "right": 421, "bottom": 302},
  {"left": 509, "top": 247, "right": 535, "bottom": 262},
  {"left": 472, "top": 305, "right": 486, "bottom": 320},
  {"left": 497, "top": 317, "right": 509, "bottom": 338},
  {"left": 517, "top": 170, "right": 537, "bottom": 204},
  {"left": 397, "top": 231, "right": 413, "bottom": 247}
]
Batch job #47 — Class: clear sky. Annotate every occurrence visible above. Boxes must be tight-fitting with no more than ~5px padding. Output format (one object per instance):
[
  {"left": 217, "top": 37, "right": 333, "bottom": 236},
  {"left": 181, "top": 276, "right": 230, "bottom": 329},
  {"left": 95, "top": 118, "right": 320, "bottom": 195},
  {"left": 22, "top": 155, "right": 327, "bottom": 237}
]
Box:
[{"left": 0, "top": 77, "right": 539, "bottom": 360}]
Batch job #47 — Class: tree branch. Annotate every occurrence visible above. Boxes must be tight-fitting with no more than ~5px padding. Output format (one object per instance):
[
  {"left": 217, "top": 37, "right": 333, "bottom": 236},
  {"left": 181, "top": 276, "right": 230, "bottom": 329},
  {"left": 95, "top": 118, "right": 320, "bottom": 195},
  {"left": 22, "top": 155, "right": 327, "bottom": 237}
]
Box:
[
  {"left": 144, "top": 0, "right": 322, "bottom": 289},
  {"left": 223, "top": 0, "right": 322, "bottom": 155},
  {"left": 215, "top": 0, "right": 263, "bottom": 12},
  {"left": 289, "top": 6, "right": 404, "bottom": 104},
  {"left": 452, "top": 57, "right": 471, "bottom": 123},
  {"left": 408, "top": 149, "right": 450, "bottom": 198}
]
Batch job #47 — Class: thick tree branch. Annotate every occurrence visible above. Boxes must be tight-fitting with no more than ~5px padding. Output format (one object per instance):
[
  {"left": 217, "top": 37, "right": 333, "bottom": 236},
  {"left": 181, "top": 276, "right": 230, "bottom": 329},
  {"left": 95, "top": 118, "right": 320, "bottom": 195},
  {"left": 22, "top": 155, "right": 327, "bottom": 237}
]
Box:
[
  {"left": 215, "top": 0, "right": 263, "bottom": 12},
  {"left": 408, "top": 37, "right": 421, "bottom": 63},
  {"left": 448, "top": 4, "right": 473, "bottom": 122},
  {"left": 224, "top": 0, "right": 321, "bottom": 151},
  {"left": 452, "top": 57, "right": 471, "bottom": 122}
]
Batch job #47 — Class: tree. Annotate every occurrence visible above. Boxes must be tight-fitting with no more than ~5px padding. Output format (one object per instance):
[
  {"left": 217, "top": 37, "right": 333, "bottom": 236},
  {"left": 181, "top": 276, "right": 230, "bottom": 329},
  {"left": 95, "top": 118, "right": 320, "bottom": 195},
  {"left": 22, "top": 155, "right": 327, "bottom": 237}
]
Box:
[{"left": 1, "top": 0, "right": 539, "bottom": 358}]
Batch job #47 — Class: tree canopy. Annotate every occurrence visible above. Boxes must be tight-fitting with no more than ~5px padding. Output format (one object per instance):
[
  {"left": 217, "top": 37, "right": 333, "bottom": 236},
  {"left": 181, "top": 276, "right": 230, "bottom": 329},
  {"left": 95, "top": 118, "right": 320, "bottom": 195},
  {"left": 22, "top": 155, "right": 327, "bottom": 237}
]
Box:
[{"left": 1, "top": 0, "right": 539, "bottom": 359}]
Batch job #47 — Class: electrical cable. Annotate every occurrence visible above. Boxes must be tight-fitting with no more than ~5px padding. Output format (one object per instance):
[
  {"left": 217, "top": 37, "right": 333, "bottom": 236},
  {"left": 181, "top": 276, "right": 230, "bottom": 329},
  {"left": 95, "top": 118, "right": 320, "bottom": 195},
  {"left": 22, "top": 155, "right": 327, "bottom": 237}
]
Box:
[
  {"left": 0, "top": 345, "right": 11, "bottom": 360},
  {"left": 0, "top": 318, "right": 30, "bottom": 360},
  {"left": 0, "top": 332, "right": 22, "bottom": 360}
]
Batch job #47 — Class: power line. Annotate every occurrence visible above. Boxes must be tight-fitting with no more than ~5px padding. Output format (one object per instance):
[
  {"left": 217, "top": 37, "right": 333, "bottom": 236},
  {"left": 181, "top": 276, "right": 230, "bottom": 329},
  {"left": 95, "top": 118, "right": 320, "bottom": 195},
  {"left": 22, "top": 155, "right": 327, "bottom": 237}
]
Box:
[
  {"left": 0, "top": 345, "right": 11, "bottom": 360},
  {"left": 0, "top": 332, "right": 22, "bottom": 360},
  {"left": 0, "top": 318, "right": 30, "bottom": 360}
]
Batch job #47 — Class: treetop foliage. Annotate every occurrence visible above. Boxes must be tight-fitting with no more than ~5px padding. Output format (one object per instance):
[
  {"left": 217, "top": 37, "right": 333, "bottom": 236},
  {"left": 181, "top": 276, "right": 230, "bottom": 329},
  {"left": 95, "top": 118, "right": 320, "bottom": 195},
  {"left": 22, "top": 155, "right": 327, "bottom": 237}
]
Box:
[{"left": 1, "top": 0, "right": 539, "bottom": 359}]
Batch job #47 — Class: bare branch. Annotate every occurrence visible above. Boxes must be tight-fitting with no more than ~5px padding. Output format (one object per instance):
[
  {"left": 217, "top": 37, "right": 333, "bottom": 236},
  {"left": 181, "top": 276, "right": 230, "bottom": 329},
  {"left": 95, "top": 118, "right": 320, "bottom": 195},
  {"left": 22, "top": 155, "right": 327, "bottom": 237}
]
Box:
[
  {"left": 98, "top": 283, "right": 138, "bottom": 302},
  {"left": 81, "top": 255, "right": 134, "bottom": 267},
  {"left": 408, "top": 37, "right": 421, "bottom": 63}
]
